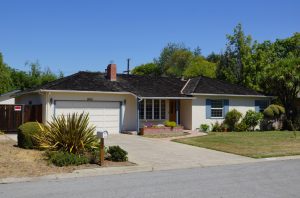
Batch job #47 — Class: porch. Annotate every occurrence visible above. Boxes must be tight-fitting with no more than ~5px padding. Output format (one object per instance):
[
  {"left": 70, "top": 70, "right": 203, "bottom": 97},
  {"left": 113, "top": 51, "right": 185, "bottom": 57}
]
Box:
[{"left": 137, "top": 98, "right": 193, "bottom": 130}]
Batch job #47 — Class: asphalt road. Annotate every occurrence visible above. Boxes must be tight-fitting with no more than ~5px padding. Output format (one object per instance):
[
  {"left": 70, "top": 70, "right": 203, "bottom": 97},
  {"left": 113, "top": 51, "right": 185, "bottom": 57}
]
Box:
[{"left": 1, "top": 159, "right": 300, "bottom": 198}]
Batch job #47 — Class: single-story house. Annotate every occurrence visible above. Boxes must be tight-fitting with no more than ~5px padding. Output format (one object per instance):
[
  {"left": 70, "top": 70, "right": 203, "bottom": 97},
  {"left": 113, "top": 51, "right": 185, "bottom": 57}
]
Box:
[
  {"left": 14, "top": 64, "right": 271, "bottom": 134},
  {"left": 0, "top": 90, "right": 19, "bottom": 104}
]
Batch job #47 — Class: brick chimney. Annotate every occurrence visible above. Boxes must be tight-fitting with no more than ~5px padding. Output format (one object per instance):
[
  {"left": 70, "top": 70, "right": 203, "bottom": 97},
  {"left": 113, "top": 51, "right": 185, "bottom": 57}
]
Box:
[{"left": 106, "top": 64, "right": 117, "bottom": 81}]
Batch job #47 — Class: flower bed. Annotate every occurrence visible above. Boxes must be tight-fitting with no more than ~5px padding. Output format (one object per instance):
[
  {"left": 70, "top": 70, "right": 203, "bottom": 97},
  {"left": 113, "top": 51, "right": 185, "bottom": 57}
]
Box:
[{"left": 140, "top": 126, "right": 184, "bottom": 135}]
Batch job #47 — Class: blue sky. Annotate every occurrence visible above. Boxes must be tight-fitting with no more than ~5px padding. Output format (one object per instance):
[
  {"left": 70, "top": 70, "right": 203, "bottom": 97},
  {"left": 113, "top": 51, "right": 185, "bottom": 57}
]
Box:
[{"left": 0, "top": 0, "right": 299, "bottom": 75}]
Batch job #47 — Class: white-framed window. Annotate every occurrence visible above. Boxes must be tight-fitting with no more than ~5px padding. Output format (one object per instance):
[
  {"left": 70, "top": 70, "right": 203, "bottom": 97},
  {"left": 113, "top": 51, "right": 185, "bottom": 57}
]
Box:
[
  {"left": 139, "top": 99, "right": 166, "bottom": 120},
  {"left": 255, "top": 100, "right": 269, "bottom": 112},
  {"left": 211, "top": 100, "right": 224, "bottom": 118}
]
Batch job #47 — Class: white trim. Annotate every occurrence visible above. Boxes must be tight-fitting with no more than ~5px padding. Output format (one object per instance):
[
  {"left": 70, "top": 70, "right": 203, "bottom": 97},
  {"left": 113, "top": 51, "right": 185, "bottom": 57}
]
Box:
[
  {"left": 140, "top": 97, "right": 195, "bottom": 99},
  {"left": 191, "top": 93, "right": 270, "bottom": 98},
  {"left": 180, "top": 79, "right": 191, "bottom": 94}
]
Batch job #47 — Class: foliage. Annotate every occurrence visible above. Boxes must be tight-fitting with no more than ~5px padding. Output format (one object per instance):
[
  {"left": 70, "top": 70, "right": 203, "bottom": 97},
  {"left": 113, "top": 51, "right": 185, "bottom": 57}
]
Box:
[
  {"left": 164, "top": 120, "right": 177, "bottom": 127},
  {"left": 260, "top": 57, "right": 300, "bottom": 122},
  {"left": 183, "top": 56, "right": 216, "bottom": 78},
  {"left": 18, "top": 122, "right": 44, "bottom": 149},
  {"left": 206, "top": 52, "right": 221, "bottom": 63},
  {"left": 0, "top": 53, "right": 13, "bottom": 94},
  {"left": 107, "top": 146, "right": 128, "bottom": 162},
  {"left": 263, "top": 104, "right": 285, "bottom": 118},
  {"left": 46, "top": 151, "right": 89, "bottom": 167},
  {"left": 131, "top": 63, "right": 161, "bottom": 76},
  {"left": 34, "top": 113, "right": 99, "bottom": 154},
  {"left": 235, "top": 121, "right": 249, "bottom": 132},
  {"left": 241, "top": 110, "right": 263, "bottom": 131},
  {"left": 211, "top": 121, "right": 227, "bottom": 132},
  {"left": 132, "top": 43, "right": 215, "bottom": 78},
  {"left": 200, "top": 124, "right": 210, "bottom": 132},
  {"left": 224, "top": 109, "right": 242, "bottom": 131},
  {"left": 216, "top": 24, "right": 255, "bottom": 89},
  {"left": 0, "top": 54, "right": 62, "bottom": 94}
]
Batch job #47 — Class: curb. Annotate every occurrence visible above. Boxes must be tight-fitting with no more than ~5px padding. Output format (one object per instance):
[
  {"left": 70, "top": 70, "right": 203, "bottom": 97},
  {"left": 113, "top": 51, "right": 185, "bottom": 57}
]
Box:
[{"left": 0, "top": 165, "right": 153, "bottom": 184}]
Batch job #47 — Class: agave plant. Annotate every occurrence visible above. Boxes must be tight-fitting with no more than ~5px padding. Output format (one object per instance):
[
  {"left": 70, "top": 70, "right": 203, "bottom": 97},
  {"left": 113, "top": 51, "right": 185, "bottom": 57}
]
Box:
[{"left": 35, "top": 113, "right": 99, "bottom": 154}]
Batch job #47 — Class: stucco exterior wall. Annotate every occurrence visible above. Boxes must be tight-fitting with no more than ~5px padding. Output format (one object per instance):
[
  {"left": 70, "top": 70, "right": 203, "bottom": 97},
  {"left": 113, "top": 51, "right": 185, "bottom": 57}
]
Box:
[
  {"left": 0, "top": 97, "right": 15, "bottom": 104},
  {"left": 191, "top": 95, "right": 265, "bottom": 130},
  {"left": 48, "top": 92, "right": 137, "bottom": 131},
  {"left": 16, "top": 92, "right": 137, "bottom": 131},
  {"left": 180, "top": 99, "right": 192, "bottom": 129}
]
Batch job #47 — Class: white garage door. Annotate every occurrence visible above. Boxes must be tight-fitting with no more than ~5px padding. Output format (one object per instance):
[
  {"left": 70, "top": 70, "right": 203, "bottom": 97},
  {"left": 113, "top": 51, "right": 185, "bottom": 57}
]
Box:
[{"left": 55, "top": 101, "right": 120, "bottom": 134}]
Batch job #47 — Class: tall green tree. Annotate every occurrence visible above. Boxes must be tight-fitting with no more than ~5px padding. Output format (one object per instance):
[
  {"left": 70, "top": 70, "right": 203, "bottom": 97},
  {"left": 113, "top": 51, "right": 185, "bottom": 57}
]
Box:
[
  {"left": 260, "top": 57, "right": 300, "bottom": 123},
  {"left": 0, "top": 53, "right": 13, "bottom": 94},
  {"left": 217, "top": 23, "right": 254, "bottom": 88}
]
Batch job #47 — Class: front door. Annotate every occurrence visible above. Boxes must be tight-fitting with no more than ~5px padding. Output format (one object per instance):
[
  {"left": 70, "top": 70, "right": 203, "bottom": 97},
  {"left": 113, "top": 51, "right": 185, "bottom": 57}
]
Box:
[{"left": 169, "top": 100, "right": 176, "bottom": 122}]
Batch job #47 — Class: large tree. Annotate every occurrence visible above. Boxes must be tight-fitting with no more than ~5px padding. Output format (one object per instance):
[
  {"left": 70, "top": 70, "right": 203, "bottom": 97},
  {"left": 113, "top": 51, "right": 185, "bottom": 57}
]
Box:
[
  {"left": 0, "top": 53, "right": 13, "bottom": 94},
  {"left": 260, "top": 57, "right": 300, "bottom": 124},
  {"left": 216, "top": 23, "right": 254, "bottom": 88}
]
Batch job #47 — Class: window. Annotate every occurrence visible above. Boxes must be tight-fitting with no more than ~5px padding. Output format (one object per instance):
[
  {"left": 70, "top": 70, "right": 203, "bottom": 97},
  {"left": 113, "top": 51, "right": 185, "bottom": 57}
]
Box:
[
  {"left": 139, "top": 100, "right": 144, "bottom": 119},
  {"left": 138, "top": 99, "right": 166, "bottom": 120},
  {"left": 161, "top": 100, "right": 166, "bottom": 119},
  {"left": 146, "top": 100, "right": 152, "bottom": 119},
  {"left": 154, "top": 100, "right": 160, "bottom": 119},
  {"left": 255, "top": 100, "right": 269, "bottom": 112},
  {"left": 211, "top": 100, "right": 224, "bottom": 118}
]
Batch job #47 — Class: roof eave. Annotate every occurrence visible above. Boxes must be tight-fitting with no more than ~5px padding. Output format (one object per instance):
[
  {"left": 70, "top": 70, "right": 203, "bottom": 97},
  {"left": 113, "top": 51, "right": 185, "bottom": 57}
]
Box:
[{"left": 190, "top": 93, "right": 272, "bottom": 98}]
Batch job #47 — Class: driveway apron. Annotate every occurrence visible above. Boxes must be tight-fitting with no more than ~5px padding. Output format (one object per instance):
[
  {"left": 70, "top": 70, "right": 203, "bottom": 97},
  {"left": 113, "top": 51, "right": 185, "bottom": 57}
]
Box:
[{"left": 106, "top": 134, "right": 255, "bottom": 171}]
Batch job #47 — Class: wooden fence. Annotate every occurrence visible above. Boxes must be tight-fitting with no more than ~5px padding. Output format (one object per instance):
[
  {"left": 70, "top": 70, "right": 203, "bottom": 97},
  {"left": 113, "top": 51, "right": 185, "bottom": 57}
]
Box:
[{"left": 0, "top": 104, "right": 42, "bottom": 132}]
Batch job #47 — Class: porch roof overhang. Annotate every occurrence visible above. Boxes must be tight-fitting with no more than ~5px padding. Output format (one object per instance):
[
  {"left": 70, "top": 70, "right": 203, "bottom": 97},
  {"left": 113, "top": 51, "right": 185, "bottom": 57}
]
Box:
[
  {"left": 190, "top": 93, "right": 272, "bottom": 98},
  {"left": 139, "top": 96, "right": 195, "bottom": 100}
]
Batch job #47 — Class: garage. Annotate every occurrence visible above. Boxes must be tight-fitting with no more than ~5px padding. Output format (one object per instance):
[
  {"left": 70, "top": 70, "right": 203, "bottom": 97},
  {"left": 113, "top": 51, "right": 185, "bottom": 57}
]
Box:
[{"left": 55, "top": 100, "right": 121, "bottom": 134}]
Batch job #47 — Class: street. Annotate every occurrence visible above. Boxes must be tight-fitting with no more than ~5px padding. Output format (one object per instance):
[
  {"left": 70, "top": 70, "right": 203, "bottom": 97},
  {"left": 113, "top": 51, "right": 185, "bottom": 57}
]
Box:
[{"left": 1, "top": 159, "right": 300, "bottom": 198}]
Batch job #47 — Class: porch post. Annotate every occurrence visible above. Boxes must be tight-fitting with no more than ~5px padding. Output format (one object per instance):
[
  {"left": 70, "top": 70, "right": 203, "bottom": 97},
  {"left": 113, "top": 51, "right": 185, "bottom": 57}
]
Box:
[
  {"left": 176, "top": 100, "right": 179, "bottom": 125},
  {"left": 136, "top": 98, "right": 139, "bottom": 133}
]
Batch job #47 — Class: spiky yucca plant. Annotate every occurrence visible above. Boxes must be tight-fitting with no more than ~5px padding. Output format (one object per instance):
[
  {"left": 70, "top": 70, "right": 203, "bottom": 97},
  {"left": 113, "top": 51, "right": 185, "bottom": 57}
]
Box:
[{"left": 35, "top": 113, "right": 99, "bottom": 154}]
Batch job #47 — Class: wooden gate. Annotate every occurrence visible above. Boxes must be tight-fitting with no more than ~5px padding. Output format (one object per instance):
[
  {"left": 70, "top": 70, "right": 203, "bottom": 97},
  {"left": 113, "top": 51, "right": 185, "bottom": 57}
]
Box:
[{"left": 0, "top": 104, "right": 42, "bottom": 132}]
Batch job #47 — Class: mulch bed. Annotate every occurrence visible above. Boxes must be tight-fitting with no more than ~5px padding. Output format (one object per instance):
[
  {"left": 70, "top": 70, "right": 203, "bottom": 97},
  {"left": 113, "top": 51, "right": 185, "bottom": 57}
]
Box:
[{"left": 0, "top": 136, "right": 133, "bottom": 179}]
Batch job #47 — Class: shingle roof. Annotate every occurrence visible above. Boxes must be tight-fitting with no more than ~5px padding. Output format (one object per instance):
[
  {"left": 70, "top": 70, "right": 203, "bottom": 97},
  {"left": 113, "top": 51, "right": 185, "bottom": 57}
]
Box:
[
  {"left": 181, "top": 76, "right": 264, "bottom": 96},
  {"left": 17, "top": 71, "right": 187, "bottom": 97},
  {"left": 17, "top": 72, "right": 265, "bottom": 97}
]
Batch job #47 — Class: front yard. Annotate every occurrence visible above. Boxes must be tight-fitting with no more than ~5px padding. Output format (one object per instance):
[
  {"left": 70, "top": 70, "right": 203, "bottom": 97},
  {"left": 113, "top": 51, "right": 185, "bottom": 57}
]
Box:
[{"left": 173, "top": 131, "right": 300, "bottom": 158}]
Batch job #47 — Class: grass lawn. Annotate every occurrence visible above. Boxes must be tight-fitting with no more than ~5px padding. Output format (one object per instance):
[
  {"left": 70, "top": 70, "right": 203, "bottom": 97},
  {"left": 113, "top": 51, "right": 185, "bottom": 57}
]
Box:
[{"left": 173, "top": 131, "right": 300, "bottom": 158}]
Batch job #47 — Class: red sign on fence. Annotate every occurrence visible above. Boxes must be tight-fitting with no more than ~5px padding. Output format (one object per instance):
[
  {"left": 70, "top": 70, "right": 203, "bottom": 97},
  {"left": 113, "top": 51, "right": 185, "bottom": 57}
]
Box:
[{"left": 14, "top": 106, "right": 22, "bottom": 111}]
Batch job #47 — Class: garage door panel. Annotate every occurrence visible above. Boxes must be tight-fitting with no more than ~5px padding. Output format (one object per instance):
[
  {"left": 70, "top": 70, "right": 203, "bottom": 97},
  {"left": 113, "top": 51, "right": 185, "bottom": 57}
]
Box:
[{"left": 55, "top": 101, "right": 120, "bottom": 134}]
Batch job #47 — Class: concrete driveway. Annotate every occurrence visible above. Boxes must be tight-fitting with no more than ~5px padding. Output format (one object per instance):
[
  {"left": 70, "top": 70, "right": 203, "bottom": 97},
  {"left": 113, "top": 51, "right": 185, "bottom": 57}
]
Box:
[{"left": 106, "top": 134, "right": 255, "bottom": 171}]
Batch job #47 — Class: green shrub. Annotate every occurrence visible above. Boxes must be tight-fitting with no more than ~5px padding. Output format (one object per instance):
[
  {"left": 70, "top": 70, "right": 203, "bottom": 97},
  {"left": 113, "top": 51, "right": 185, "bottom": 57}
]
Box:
[
  {"left": 263, "top": 104, "right": 285, "bottom": 118},
  {"left": 200, "top": 124, "right": 210, "bottom": 132},
  {"left": 34, "top": 113, "right": 99, "bottom": 154},
  {"left": 242, "top": 110, "right": 263, "bottom": 131},
  {"left": 164, "top": 120, "right": 177, "bottom": 127},
  {"left": 224, "top": 109, "right": 242, "bottom": 131},
  {"left": 211, "top": 122, "right": 222, "bottom": 132},
  {"left": 235, "top": 121, "right": 249, "bottom": 132},
  {"left": 107, "top": 146, "right": 128, "bottom": 162},
  {"left": 18, "top": 122, "right": 44, "bottom": 149},
  {"left": 46, "top": 151, "right": 89, "bottom": 167}
]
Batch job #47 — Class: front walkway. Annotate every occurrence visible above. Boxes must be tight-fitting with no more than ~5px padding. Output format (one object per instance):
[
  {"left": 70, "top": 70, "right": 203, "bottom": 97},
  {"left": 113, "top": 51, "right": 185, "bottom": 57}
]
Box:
[{"left": 106, "top": 134, "right": 255, "bottom": 171}]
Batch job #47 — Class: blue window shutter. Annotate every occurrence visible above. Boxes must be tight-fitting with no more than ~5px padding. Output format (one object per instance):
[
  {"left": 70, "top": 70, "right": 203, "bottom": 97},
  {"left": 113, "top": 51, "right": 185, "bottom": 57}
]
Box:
[
  {"left": 255, "top": 100, "right": 260, "bottom": 112},
  {"left": 223, "top": 99, "right": 229, "bottom": 117},
  {"left": 206, "top": 99, "right": 211, "bottom": 119}
]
